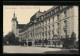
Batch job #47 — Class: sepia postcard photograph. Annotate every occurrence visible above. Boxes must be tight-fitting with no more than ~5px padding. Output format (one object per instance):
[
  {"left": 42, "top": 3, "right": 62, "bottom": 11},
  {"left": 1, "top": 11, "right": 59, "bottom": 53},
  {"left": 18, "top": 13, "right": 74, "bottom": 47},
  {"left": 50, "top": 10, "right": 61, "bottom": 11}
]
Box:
[{"left": 3, "top": 5, "right": 79, "bottom": 54}]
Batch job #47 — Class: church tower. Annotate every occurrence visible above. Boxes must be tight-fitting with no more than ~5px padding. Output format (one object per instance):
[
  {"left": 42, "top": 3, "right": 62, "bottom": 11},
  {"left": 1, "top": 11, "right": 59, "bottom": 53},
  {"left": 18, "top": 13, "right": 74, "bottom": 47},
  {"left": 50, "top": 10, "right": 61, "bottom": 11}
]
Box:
[{"left": 11, "top": 11, "right": 18, "bottom": 36}]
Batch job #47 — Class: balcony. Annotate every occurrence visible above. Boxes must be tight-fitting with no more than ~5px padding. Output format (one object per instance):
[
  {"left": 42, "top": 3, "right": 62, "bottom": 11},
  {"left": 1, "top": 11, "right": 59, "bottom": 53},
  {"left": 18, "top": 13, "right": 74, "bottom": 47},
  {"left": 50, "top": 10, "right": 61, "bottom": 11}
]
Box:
[{"left": 63, "top": 26, "right": 67, "bottom": 30}]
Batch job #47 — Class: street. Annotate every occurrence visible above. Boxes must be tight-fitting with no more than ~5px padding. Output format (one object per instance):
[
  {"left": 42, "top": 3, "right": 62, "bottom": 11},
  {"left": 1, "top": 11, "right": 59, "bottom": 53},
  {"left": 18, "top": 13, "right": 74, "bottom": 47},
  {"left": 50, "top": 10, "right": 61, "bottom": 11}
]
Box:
[{"left": 3, "top": 46, "right": 79, "bottom": 54}]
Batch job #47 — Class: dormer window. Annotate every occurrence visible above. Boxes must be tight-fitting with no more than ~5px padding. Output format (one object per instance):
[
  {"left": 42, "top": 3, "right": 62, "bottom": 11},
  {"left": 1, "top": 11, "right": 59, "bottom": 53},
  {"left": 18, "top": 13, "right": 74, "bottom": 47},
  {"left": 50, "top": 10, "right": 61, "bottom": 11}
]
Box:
[
  {"left": 51, "top": 11, "right": 53, "bottom": 15},
  {"left": 41, "top": 16, "right": 43, "bottom": 20},
  {"left": 60, "top": 6, "right": 63, "bottom": 10},
  {"left": 56, "top": 7, "right": 60, "bottom": 12}
]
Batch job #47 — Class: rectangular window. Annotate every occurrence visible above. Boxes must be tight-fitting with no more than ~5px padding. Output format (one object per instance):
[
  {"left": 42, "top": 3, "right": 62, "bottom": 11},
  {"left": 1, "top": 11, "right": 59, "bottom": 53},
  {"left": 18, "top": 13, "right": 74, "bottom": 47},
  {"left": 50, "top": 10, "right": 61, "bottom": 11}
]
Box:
[
  {"left": 53, "top": 17, "right": 54, "bottom": 22},
  {"left": 57, "top": 23, "right": 59, "bottom": 29},
  {"left": 39, "top": 17, "right": 40, "bottom": 21},
  {"left": 64, "top": 11, "right": 67, "bottom": 17},
  {"left": 49, "top": 19, "right": 50, "bottom": 24},
  {"left": 53, "top": 24, "right": 54, "bottom": 27},
  {"left": 57, "top": 15, "right": 59, "bottom": 20},
  {"left": 44, "top": 14, "right": 46, "bottom": 18},
  {"left": 49, "top": 26, "right": 50, "bottom": 30},
  {"left": 64, "top": 20, "right": 67, "bottom": 27},
  {"left": 45, "top": 21, "right": 47, "bottom": 25}
]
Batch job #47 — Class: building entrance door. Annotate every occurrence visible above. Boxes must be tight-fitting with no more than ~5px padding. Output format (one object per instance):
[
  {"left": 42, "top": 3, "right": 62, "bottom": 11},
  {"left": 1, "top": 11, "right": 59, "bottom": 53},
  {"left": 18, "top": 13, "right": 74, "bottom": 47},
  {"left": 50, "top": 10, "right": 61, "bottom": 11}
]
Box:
[
  {"left": 64, "top": 30, "right": 67, "bottom": 38},
  {"left": 28, "top": 41, "right": 32, "bottom": 46}
]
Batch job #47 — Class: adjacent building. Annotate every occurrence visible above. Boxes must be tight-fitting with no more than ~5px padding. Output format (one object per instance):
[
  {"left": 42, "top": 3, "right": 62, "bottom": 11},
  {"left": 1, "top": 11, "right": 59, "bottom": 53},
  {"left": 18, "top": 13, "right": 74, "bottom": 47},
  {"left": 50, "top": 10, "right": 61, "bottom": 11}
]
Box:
[{"left": 12, "top": 6, "right": 78, "bottom": 46}]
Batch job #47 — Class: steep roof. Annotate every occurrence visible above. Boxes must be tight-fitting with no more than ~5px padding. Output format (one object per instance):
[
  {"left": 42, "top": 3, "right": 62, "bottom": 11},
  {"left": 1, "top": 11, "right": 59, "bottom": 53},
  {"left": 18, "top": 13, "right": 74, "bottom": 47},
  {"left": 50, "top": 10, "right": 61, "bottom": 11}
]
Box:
[
  {"left": 43, "top": 6, "right": 57, "bottom": 15},
  {"left": 17, "top": 24, "right": 27, "bottom": 29},
  {"left": 30, "top": 11, "right": 43, "bottom": 21},
  {"left": 30, "top": 13, "right": 36, "bottom": 21},
  {"left": 18, "top": 6, "right": 56, "bottom": 33},
  {"left": 18, "top": 23, "right": 30, "bottom": 33}
]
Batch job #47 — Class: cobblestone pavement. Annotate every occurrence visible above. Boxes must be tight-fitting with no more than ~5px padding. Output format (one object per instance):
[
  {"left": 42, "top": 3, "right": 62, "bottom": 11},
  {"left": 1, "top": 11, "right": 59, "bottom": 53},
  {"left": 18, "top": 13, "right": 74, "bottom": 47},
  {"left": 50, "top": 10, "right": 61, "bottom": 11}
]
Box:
[{"left": 3, "top": 46, "right": 79, "bottom": 54}]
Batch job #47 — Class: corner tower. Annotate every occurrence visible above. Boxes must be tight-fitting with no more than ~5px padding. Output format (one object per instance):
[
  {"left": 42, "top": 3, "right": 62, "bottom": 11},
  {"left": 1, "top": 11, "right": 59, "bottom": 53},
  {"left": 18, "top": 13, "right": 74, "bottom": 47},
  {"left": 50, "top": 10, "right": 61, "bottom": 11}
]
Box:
[{"left": 11, "top": 12, "right": 18, "bottom": 36}]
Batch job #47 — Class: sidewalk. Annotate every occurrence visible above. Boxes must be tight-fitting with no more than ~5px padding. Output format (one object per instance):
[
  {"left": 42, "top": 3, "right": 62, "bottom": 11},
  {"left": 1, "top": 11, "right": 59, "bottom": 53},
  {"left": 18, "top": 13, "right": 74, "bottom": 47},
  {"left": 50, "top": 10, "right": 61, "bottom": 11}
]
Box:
[
  {"left": 33, "top": 44, "right": 62, "bottom": 48},
  {"left": 3, "top": 46, "right": 79, "bottom": 54}
]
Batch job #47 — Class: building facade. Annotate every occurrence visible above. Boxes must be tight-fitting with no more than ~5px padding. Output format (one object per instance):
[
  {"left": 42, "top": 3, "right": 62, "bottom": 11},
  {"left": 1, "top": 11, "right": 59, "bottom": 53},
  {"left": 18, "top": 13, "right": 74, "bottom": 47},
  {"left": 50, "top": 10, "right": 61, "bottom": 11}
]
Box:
[{"left": 12, "top": 6, "right": 78, "bottom": 46}]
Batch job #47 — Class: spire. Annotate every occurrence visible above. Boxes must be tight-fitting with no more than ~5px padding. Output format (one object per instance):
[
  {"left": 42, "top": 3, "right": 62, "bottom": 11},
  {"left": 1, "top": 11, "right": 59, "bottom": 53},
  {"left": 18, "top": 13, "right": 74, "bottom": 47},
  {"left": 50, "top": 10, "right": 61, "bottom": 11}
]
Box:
[
  {"left": 13, "top": 11, "right": 15, "bottom": 18},
  {"left": 39, "top": 6, "right": 40, "bottom": 12},
  {"left": 12, "top": 10, "right": 17, "bottom": 20}
]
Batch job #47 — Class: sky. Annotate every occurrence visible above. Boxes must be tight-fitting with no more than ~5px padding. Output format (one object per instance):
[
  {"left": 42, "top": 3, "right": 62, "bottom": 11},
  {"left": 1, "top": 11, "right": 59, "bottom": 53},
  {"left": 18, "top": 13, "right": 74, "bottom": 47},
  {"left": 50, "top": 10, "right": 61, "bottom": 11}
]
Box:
[{"left": 3, "top": 5, "right": 53, "bottom": 36}]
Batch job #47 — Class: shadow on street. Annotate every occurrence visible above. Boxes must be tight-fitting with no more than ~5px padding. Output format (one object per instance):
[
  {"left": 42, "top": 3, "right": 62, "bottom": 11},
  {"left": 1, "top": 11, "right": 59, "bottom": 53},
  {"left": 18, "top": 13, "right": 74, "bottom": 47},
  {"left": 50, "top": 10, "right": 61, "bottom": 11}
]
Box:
[{"left": 44, "top": 49, "right": 79, "bottom": 54}]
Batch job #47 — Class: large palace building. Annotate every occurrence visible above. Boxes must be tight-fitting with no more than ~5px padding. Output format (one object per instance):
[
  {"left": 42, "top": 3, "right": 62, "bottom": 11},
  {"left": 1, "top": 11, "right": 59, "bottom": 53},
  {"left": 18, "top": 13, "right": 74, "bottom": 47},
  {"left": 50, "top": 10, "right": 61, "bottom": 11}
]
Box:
[{"left": 12, "top": 6, "right": 78, "bottom": 46}]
